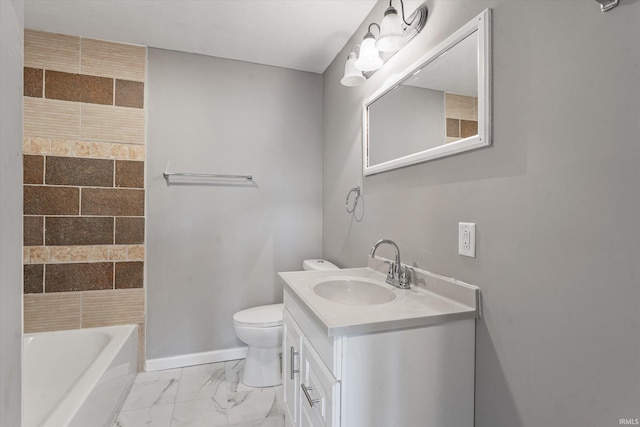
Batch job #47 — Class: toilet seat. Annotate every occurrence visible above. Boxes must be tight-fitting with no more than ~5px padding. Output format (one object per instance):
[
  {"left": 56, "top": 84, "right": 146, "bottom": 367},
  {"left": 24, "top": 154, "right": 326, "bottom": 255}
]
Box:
[{"left": 233, "top": 303, "right": 283, "bottom": 328}]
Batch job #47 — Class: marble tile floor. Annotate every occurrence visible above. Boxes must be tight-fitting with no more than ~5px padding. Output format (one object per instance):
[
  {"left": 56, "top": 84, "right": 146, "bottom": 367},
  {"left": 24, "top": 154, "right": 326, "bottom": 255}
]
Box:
[{"left": 113, "top": 359, "right": 284, "bottom": 427}]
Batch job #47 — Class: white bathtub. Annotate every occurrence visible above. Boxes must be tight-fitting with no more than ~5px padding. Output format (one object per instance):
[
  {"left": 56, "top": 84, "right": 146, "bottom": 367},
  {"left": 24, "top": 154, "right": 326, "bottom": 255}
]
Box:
[{"left": 24, "top": 324, "right": 138, "bottom": 427}]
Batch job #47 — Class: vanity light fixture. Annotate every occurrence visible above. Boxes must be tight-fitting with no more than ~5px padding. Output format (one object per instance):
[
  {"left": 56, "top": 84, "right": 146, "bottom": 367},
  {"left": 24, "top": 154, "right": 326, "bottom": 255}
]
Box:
[
  {"left": 355, "top": 24, "right": 384, "bottom": 72},
  {"left": 340, "top": 0, "right": 428, "bottom": 87},
  {"left": 341, "top": 50, "right": 366, "bottom": 86},
  {"left": 377, "top": 0, "right": 410, "bottom": 52}
]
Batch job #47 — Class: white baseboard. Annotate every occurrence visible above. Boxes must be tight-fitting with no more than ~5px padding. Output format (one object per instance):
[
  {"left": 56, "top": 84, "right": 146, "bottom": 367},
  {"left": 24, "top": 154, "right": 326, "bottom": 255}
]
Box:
[{"left": 145, "top": 346, "right": 248, "bottom": 372}]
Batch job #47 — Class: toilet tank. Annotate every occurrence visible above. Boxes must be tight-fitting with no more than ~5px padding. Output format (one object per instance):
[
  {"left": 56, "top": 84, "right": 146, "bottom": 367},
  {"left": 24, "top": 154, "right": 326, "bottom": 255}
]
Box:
[{"left": 302, "top": 259, "right": 339, "bottom": 271}]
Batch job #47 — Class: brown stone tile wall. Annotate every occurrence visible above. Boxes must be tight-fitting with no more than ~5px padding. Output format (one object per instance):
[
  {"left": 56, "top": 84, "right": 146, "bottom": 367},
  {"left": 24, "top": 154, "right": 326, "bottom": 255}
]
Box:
[
  {"left": 23, "top": 155, "right": 44, "bottom": 184},
  {"left": 115, "top": 262, "right": 144, "bottom": 289},
  {"left": 24, "top": 186, "right": 80, "bottom": 215},
  {"left": 23, "top": 30, "right": 146, "bottom": 342},
  {"left": 45, "top": 156, "right": 114, "bottom": 187},
  {"left": 45, "top": 217, "right": 114, "bottom": 246},
  {"left": 46, "top": 262, "right": 114, "bottom": 292},
  {"left": 24, "top": 264, "right": 44, "bottom": 294},
  {"left": 25, "top": 49, "right": 144, "bottom": 110},
  {"left": 116, "top": 160, "right": 145, "bottom": 188},
  {"left": 115, "top": 217, "right": 145, "bottom": 244},
  {"left": 26, "top": 69, "right": 145, "bottom": 108},
  {"left": 24, "top": 68, "right": 43, "bottom": 98},
  {"left": 45, "top": 71, "right": 114, "bottom": 105},
  {"left": 24, "top": 216, "right": 44, "bottom": 246},
  {"left": 82, "top": 188, "right": 145, "bottom": 216},
  {"left": 115, "top": 80, "right": 145, "bottom": 108}
]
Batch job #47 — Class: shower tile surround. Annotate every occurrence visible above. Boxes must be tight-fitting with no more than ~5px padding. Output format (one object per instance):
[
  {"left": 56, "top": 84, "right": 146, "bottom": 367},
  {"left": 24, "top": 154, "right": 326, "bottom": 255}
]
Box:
[
  {"left": 22, "top": 30, "right": 146, "bottom": 361},
  {"left": 445, "top": 92, "right": 478, "bottom": 143}
]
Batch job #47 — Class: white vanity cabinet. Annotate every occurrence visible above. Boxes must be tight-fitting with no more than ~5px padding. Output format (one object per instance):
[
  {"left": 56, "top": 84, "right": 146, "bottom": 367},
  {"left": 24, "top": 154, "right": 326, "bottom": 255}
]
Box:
[
  {"left": 282, "top": 286, "right": 477, "bottom": 427},
  {"left": 283, "top": 310, "right": 304, "bottom": 425},
  {"left": 284, "top": 309, "right": 340, "bottom": 427},
  {"left": 299, "top": 337, "right": 340, "bottom": 427}
]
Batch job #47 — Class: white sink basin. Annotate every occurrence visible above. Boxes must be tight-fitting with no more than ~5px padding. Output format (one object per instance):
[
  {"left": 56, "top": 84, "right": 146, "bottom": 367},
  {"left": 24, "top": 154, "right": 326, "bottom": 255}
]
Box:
[{"left": 311, "top": 278, "right": 396, "bottom": 305}]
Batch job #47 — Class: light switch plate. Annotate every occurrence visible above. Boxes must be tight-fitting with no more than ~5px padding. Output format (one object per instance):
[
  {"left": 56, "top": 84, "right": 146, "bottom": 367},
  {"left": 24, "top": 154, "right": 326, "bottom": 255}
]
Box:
[{"left": 458, "top": 222, "right": 476, "bottom": 257}]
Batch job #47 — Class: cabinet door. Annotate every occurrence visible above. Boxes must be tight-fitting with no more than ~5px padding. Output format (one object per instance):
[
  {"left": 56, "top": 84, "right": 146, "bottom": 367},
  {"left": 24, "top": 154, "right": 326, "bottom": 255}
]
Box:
[
  {"left": 283, "top": 310, "right": 304, "bottom": 427},
  {"left": 300, "top": 337, "right": 340, "bottom": 427}
]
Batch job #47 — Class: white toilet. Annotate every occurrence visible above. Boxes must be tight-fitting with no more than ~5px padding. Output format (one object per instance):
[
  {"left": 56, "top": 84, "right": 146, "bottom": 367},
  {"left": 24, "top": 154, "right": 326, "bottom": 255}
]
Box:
[{"left": 232, "top": 259, "right": 339, "bottom": 387}]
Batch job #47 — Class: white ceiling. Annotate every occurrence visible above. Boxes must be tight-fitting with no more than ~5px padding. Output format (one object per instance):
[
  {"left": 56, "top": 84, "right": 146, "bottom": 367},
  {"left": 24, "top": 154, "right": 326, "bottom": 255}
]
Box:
[{"left": 24, "top": 0, "right": 378, "bottom": 74}]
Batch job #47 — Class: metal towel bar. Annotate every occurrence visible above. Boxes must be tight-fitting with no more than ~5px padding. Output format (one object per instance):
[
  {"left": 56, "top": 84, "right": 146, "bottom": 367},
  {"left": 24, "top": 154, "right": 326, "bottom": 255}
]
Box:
[{"left": 163, "top": 171, "right": 253, "bottom": 181}]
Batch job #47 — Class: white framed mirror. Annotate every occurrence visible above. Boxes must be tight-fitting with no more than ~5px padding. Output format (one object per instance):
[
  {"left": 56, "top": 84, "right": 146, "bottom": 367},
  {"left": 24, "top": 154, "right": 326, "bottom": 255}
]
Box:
[{"left": 363, "top": 9, "right": 491, "bottom": 176}]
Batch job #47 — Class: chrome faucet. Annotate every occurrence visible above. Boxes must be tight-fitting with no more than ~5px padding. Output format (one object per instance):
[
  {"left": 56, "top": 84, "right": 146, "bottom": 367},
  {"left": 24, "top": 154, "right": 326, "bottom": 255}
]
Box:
[{"left": 369, "top": 239, "right": 410, "bottom": 289}]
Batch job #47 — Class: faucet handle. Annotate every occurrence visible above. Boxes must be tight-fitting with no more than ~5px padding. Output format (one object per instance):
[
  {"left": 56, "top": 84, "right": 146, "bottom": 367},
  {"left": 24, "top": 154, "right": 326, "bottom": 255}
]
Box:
[
  {"left": 387, "top": 262, "right": 395, "bottom": 278},
  {"left": 399, "top": 265, "right": 411, "bottom": 287}
]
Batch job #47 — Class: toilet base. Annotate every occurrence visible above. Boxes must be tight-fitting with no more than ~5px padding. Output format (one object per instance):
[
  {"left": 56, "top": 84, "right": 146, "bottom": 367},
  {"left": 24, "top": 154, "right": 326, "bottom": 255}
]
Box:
[{"left": 242, "top": 346, "right": 282, "bottom": 388}]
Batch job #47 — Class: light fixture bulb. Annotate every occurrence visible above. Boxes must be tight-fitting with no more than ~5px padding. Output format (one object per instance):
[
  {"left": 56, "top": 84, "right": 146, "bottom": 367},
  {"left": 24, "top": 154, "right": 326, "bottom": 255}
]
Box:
[
  {"left": 376, "top": 6, "right": 407, "bottom": 52},
  {"left": 355, "top": 33, "right": 383, "bottom": 72},
  {"left": 341, "top": 52, "right": 365, "bottom": 87}
]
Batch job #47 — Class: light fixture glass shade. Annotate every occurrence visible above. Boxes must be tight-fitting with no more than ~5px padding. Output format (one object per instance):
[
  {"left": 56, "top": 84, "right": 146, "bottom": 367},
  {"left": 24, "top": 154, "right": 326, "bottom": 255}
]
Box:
[
  {"left": 355, "top": 35, "right": 383, "bottom": 72},
  {"left": 376, "top": 7, "right": 407, "bottom": 52},
  {"left": 341, "top": 52, "right": 365, "bottom": 86}
]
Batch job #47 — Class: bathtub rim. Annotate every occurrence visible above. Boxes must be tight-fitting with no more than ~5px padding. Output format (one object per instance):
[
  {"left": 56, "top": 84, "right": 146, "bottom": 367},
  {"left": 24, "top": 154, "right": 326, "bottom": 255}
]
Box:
[{"left": 23, "top": 324, "right": 138, "bottom": 427}]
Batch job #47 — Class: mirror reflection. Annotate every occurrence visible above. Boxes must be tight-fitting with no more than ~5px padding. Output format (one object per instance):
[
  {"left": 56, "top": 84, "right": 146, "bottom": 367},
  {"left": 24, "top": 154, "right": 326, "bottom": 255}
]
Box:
[
  {"left": 363, "top": 9, "right": 490, "bottom": 176},
  {"left": 367, "top": 30, "right": 478, "bottom": 167}
]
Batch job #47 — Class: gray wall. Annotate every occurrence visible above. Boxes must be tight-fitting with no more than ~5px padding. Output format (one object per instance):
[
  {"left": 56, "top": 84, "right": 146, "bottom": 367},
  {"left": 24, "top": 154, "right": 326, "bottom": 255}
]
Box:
[
  {"left": 0, "top": 0, "right": 23, "bottom": 425},
  {"left": 146, "top": 49, "right": 323, "bottom": 359},
  {"left": 322, "top": 1, "right": 640, "bottom": 426}
]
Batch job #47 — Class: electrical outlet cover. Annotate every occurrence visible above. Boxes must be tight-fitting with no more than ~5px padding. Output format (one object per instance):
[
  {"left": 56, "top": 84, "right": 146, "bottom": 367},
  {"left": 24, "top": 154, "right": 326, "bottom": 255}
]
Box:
[{"left": 458, "top": 222, "right": 476, "bottom": 257}]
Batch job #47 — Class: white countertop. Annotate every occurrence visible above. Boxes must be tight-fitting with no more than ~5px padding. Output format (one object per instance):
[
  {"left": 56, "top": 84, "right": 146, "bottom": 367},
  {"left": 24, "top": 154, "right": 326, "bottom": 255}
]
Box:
[{"left": 279, "top": 258, "right": 481, "bottom": 336}]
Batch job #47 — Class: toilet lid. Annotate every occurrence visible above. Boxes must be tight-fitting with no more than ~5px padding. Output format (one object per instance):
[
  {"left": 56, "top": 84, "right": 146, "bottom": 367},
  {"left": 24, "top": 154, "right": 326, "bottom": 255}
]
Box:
[{"left": 233, "top": 303, "right": 284, "bottom": 327}]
